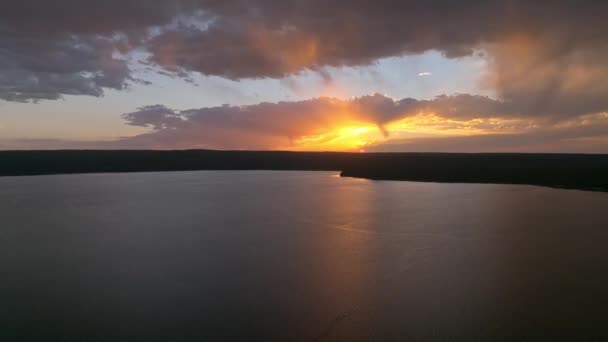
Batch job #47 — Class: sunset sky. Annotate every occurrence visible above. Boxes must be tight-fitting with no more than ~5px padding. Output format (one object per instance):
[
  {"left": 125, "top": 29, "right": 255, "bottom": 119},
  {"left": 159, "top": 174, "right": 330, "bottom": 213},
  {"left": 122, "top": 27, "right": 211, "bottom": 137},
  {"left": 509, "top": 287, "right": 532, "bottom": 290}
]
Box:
[{"left": 2, "top": 1, "right": 608, "bottom": 152}]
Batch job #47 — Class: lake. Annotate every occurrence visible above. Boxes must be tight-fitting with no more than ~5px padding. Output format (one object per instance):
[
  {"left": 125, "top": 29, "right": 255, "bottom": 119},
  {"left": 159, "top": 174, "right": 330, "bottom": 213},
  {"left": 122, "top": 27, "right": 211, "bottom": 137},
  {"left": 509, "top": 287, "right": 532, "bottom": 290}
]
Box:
[{"left": 1, "top": 171, "right": 607, "bottom": 341}]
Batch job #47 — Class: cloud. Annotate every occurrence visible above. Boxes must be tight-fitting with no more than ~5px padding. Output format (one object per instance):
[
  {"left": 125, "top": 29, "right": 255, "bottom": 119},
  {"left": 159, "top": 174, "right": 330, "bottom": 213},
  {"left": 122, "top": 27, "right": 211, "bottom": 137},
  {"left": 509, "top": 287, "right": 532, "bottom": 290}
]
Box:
[
  {"left": 0, "top": 0, "right": 190, "bottom": 102},
  {"left": 146, "top": 1, "right": 608, "bottom": 119},
  {"left": 0, "top": 1, "right": 182, "bottom": 34},
  {"left": 0, "top": 30, "right": 132, "bottom": 102},
  {"left": 482, "top": 34, "right": 608, "bottom": 118},
  {"left": 114, "top": 94, "right": 608, "bottom": 152},
  {"left": 118, "top": 93, "right": 518, "bottom": 149},
  {"left": 1, "top": 0, "right": 607, "bottom": 119}
]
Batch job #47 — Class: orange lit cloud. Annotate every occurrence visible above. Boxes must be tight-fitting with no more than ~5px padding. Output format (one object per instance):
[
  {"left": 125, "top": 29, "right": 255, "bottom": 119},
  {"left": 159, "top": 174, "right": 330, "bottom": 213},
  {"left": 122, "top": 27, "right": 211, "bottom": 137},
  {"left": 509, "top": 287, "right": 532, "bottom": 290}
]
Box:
[
  {"left": 4, "top": 99, "right": 607, "bottom": 152},
  {"left": 117, "top": 93, "right": 545, "bottom": 151}
]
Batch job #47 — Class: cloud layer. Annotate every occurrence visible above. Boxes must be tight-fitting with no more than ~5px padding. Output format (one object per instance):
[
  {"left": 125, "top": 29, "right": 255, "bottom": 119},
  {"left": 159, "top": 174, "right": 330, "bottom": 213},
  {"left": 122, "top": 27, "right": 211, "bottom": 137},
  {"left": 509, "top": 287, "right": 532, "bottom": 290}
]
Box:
[
  {"left": 115, "top": 94, "right": 607, "bottom": 151},
  {"left": 0, "top": 31, "right": 131, "bottom": 102},
  {"left": 2, "top": 2, "right": 607, "bottom": 109},
  {"left": 118, "top": 93, "right": 512, "bottom": 149},
  {"left": 2, "top": 1, "right": 608, "bottom": 151}
]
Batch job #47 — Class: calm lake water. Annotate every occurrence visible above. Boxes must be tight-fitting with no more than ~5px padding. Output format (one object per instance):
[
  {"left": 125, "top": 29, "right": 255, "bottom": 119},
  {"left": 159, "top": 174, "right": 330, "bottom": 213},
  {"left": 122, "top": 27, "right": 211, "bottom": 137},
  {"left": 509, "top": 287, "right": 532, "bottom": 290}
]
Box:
[{"left": 1, "top": 171, "right": 608, "bottom": 341}]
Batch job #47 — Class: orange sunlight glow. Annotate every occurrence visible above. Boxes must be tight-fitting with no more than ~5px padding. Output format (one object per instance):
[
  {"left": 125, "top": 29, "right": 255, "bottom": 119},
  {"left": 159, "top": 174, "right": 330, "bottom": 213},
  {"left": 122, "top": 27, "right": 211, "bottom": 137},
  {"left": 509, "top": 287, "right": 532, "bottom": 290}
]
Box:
[
  {"left": 281, "top": 113, "right": 527, "bottom": 152},
  {"left": 290, "top": 125, "right": 382, "bottom": 151}
]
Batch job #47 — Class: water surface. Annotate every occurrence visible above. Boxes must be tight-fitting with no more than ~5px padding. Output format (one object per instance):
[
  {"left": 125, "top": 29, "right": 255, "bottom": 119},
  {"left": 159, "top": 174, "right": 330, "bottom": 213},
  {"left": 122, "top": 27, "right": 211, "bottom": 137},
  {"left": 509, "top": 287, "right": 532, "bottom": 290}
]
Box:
[{"left": 1, "top": 171, "right": 607, "bottom": 340}]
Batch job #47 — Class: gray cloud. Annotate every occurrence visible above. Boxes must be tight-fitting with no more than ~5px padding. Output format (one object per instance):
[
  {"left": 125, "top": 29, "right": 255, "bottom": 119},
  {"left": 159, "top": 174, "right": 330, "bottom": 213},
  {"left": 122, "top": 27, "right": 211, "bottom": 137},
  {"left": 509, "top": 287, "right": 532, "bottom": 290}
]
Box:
[
  {"left": 0, "top": 1, "right": 183, "bottom": 34},
  {"left": 0, "top": 30, "right": 132, "bottom": 102},
  {"left": 122, "top": 93, "right": 509, "bottom": 141},
  {"left": 2, "top": 0, "right": 608, "bottom": 132},
  {"left": 142, "top": 1, "right": 608, "bottom": 118},
  {"left": 0, "top": 0, "right": 196, "bottom": 102}
]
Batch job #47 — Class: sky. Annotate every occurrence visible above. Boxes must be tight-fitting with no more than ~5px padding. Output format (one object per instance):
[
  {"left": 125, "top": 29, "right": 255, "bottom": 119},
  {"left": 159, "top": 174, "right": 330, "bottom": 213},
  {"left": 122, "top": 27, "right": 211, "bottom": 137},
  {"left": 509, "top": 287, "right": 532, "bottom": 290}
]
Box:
[{"left": 1, "top": 0, "right": 607, "bottom": 152}]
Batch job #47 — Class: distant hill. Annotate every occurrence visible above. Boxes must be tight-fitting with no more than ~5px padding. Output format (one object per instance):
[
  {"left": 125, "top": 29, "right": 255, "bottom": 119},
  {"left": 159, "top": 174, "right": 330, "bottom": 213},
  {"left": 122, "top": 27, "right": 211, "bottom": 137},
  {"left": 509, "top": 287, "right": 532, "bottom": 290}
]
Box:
[{"left": 1, "top": 150, "right": 607, "bottom": 192}]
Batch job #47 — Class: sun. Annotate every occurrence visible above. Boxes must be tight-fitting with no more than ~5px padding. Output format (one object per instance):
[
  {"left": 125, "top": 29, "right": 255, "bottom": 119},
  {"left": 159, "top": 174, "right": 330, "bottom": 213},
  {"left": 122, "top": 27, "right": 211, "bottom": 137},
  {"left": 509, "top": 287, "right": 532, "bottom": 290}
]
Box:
[{"left": 290, "top": 124, "right": 382, "bottom": 151}]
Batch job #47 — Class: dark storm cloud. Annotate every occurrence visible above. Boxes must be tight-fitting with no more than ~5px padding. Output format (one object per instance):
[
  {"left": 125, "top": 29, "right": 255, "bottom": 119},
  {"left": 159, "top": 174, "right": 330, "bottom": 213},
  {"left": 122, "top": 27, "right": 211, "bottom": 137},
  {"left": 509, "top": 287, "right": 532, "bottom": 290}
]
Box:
[
  {"left": 2, "top": 0, "right": 608, "bottom": 124},
  {"left": 0, "top": 31, "right": 132, "bottom": 102},
  {"left": 0, "top": 0, "right": 188, "bottom": 102},
  {"left": 146, "top": 0, "right": 496, "bottom": 78},
  {"left": 142, "top": 0, "right": 608, "bottom": 118},
  {"left": 0, "top": 1, "right": 184, "bottom": 34},
  {"left": 142, "top": 1, "right": 607, "bottom": 73}
]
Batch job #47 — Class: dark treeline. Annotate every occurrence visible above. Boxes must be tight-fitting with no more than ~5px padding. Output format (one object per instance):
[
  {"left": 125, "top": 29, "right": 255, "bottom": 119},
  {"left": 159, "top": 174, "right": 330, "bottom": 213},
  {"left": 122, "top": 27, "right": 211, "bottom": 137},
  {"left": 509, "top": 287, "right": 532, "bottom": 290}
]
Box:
[{"left": 1, "top": 150, "right": 607, "bottom": 192}]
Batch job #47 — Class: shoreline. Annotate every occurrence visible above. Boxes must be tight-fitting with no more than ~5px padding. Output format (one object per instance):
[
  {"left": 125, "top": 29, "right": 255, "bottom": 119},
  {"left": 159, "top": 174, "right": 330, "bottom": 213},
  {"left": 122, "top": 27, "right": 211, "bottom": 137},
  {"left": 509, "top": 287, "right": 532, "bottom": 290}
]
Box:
[
  {"left": 2, "top": 150, "right": 607, "bottom": 192},
  {"left": 339, "top": 171, "right": 608, "bottom": 193}
]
